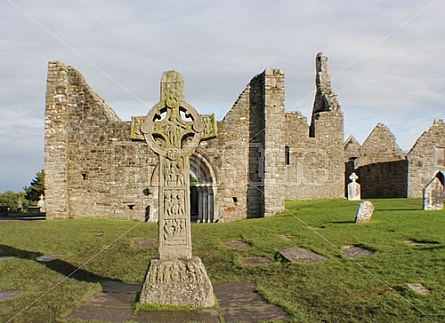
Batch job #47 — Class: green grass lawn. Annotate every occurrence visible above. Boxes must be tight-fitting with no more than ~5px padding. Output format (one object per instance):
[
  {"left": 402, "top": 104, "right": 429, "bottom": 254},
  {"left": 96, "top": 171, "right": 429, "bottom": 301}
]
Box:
[{"left": 0, "top": 198, "right": 444, "bottom": 322}]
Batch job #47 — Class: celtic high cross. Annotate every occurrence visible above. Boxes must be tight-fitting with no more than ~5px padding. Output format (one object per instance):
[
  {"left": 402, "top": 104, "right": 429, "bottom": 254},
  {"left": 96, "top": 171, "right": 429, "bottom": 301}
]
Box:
[
  {"left": 139, "top": 71, "right": 214, "bottom": 307},
  {"left": 141, "top": 71, "right": 204, "bottom": 260}
]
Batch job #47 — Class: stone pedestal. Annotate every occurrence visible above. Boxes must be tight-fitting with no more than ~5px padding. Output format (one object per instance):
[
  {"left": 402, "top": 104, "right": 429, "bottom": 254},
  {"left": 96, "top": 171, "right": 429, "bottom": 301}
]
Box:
[{"left": 140, "top": 257, "right": 214, "bottom": 307}]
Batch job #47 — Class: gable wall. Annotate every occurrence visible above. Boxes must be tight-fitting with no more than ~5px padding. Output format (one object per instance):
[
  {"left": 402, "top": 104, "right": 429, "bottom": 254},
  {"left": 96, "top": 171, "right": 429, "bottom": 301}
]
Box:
[{"left": 407, "top": 119, "right": 445, "bottom": 198}]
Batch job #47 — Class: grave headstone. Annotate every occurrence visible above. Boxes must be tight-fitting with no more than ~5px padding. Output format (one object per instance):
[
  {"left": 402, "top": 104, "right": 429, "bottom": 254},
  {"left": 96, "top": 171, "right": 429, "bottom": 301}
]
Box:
[
  {"left": 17, "top": 198, "right": 23, "bottom": 212},
  {"left": 355, "top": 201, "right": 374, "bottom": 223},
  {"left": 139, "top": 71, "right": 214, "bottom": 307},
  {"left": 423, "top": 177, "right": 444, "bottom": 210},
  {"left": 37, "top": 194, "right": 45, "bottom": 213},
  {"left": 347, "top": 172, "right": 361, "bottom": 201}
]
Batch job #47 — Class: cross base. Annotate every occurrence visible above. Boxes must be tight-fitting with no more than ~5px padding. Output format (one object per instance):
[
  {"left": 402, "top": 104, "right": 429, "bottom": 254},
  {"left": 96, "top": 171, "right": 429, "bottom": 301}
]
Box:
[{"left": 140, "top": 257, "right": 215, "bottom": 307}]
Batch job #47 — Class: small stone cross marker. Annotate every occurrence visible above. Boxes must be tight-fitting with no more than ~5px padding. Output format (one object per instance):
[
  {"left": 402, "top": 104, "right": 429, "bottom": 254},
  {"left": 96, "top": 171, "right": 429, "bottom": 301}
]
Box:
[
  {"left": 139, "top": 71, "right": 214, "bottom": 307},
  {"left": 349, "top": 172, "right": 358, "bottom": 183},
  {"left": 348, "top": 172, "right": 361, "bottom": 201}
]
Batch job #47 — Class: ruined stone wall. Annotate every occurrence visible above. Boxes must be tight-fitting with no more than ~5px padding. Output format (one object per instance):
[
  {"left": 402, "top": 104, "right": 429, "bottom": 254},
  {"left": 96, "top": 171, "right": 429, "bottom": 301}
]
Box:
[
  {"left": 44, "top": 62, "right": 70, "bottom": 219},
  {"left": 201, "top": 85, "right": 255, "bottom": 222},
  {"left": 262, "top": 69, "right": 286, "bottom": 216},
  {"left": 198, "top": 69, "right": 285, "bottom": 220},
  {"left": 407, "top": 119, "right": 445, "bottom": 198},
  {"left": 358, "top": 123, "right": 406, "bottom": 166},
  {"left": 200, "top": 70, "right": 269, "bottom": 221},
  {"left": 355, "top": 160, "right": 408, "bottom": 198},
  {"left": 45, "top": 61, "right": 153, "bottom": 220},
  {"left": 45, "top": 56, "right": 445, "bottom": 223},
  {"left": 283, "top": 111, "right": 345, "bottom": 199},
  {"left": 283, "top": 52, "right": 345, "bottom": 200},
  {"left": 349, "top": 123, "right": 408, "bottom": 198}
]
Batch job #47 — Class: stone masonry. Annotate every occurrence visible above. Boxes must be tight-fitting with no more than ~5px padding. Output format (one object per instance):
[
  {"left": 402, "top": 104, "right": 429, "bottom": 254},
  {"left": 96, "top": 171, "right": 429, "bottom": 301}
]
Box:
[{"left": 44, "top": 53, "right": 445, "bottom": 221}]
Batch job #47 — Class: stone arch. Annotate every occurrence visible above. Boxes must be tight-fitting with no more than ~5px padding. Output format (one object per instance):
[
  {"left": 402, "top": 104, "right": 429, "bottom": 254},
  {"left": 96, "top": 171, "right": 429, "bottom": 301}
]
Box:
[
  {"left": 190, "top": 151, "right": 218, "bottom": 223},
  {"left": 148, "top": 152, "right": 218, "bottom": 223},
  {"left": 435, "top": 170, "right": 445, "bottom": 187}
]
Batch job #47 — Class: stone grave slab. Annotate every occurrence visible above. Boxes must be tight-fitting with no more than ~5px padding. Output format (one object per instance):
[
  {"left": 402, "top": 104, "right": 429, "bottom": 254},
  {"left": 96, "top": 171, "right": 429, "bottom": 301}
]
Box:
[
  {"left": 279, "top": 234, "right": 292, "bottom": 241},
  {"left": 405, "top": 240, "right": 439, "bottom": 246},
  {"left": 0, "top": 256, "right": 14, "bottom": 261},
  {"left": 407, "top": 283, "right": 431, "bottom": 295},
  {"left": 36, "top": 254, "right": 63, "bottom": 262},
  {"left": 241, "top": 257, "right": 274, "bottom": 266},
  {"left": 67, "top": 306, "right": 134, "bottom": 322},
  {"left": 132, "top": 237, "right": 156, "bottom": 249},
  {"left": 224, "top": 240, "right": 252, "bottom": 250},
  {"left": 355, "top": 201, "right": 374, "bottom": 223},
  {"left": 0, "top": 290, "right": 24, "bottom": 301},
  {"left": 342, "top": 245, "right": 375, "bottom": 258},
  {"left": 278, "top": 246, "right": 328, "bottom": 263},
  {"left": 213, "top": 282, "right": 289, "bottom": 323}
]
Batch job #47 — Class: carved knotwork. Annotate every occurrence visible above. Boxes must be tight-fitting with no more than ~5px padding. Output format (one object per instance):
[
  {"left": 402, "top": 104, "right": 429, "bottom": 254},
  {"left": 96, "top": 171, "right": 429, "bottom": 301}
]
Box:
[
  {"left": 141, "top": 71, "right": 205, "bottom": 260},
  {"left": 141, "top": 96, "right": 204, "bottom": 157}
]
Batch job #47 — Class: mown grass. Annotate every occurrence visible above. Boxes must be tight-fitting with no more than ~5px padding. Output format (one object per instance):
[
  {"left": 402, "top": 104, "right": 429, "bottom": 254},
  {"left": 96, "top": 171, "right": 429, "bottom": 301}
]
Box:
[{"left": 0, "top": 198, "right": 444, "bottom": 322}]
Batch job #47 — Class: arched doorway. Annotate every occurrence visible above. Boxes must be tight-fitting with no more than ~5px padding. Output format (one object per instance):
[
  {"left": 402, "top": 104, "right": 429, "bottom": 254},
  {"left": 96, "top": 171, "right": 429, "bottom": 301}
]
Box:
[
  {"left": 148, "top": 151, "right": 217, "bottom": 223},
  {"left": 190, "top": 151, "right": 218, "bottom": 222}
]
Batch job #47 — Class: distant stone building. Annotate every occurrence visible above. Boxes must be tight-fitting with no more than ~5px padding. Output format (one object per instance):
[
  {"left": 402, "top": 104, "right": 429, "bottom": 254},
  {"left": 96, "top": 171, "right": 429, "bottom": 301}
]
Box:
[{"left": 44, "top": 53, "right": 445, "bottom": 221}]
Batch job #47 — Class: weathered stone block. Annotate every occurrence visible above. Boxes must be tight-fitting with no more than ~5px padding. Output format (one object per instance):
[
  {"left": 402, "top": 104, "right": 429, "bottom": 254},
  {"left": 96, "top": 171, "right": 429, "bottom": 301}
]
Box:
[
  {"left": 355, "top": 201, "right": 374, "bottom": 223},
  {"left": 140, "top": 257, "right": 215, "bottom": 307}
]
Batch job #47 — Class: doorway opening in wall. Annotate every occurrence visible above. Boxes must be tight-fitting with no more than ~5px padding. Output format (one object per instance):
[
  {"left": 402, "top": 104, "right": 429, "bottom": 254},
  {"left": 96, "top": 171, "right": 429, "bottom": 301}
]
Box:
[
  {"left": 435, "top": 170, "right": 445, "bottom": 186},
  {"left": 190, "top": 171, "right": 199, "bottom": 222},
  {"left": 189, "top": 152, "right": 217, "bottom": 223}
]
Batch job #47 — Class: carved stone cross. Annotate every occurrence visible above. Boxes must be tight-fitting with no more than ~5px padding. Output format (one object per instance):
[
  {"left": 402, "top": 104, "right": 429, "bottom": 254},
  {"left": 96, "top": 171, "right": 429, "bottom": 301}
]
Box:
[
  {"left": 349, "top": 172, "right": 359, "bottom": 183},
  {"left": 348, "top": 172, "right": 361, "bottom": 201},
  {"left": 139, "top": 71, "right": 214, "bottom": 307},
  {"left": 141, "top": 71, "right": 204, "bottom": 260}
]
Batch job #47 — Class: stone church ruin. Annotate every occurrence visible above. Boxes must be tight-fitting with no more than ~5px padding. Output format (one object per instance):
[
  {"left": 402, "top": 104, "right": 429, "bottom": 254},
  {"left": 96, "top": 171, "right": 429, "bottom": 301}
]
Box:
[{"left": 44, "top": 53, "right": 445, "bottom": 222}]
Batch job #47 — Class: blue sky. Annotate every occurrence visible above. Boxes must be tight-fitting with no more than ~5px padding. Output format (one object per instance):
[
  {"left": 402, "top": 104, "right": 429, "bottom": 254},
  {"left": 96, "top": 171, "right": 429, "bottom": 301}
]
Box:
[{"left": 1, "top": 0, "right": 444, "bottom": 192}]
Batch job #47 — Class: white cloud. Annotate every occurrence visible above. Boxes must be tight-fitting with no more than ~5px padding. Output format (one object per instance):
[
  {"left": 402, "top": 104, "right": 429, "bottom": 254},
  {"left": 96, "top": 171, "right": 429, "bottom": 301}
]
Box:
[{"left": 0, "top": 0, "right": 444, "bottom": 191}]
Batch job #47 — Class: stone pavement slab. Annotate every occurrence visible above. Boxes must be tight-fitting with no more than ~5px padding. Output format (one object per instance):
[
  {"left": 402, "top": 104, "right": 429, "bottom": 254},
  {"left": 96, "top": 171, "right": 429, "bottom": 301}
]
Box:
[
  {"left": 214, "top": 282, "right": 289, "bottom": 323},
  {"left": 279, "top": 246, "right": 328, "bottom": 263},
  {"left": 68, "top": 306, "right": 134, "bottom": 322},
  {"left": 224, "top": 240, "right": 252, "bottom": 250},
  {"left": 342, "top": 245, "right": 375, "bottom": 258},
  {"left": 135, "top": 309, "right": 220, "bottom": 323},
  {"left": 0, "top": 290, "right": 24, "bottom": 301},
  {"left": 66, "top": 280, "right": 290, "bottom": 323}
]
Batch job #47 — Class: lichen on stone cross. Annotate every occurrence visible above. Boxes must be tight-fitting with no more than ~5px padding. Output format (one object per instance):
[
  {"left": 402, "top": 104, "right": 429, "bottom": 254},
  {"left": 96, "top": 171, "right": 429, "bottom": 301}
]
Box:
[
  {"left": 141, "top": 70, "right": 204, "bottom": 260},
  {"left": 139, "top": 71, "right": 214, "bottom": 307}
]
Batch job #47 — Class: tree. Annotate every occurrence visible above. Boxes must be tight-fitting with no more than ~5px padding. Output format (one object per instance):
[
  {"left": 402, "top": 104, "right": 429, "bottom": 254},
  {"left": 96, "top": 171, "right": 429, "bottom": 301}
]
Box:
[
  {"left": 0, "top": 190, "right": 18, "bottom": 209},
  {"left": 23, "top": 169, "right": 45, "bottom": 204}
]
